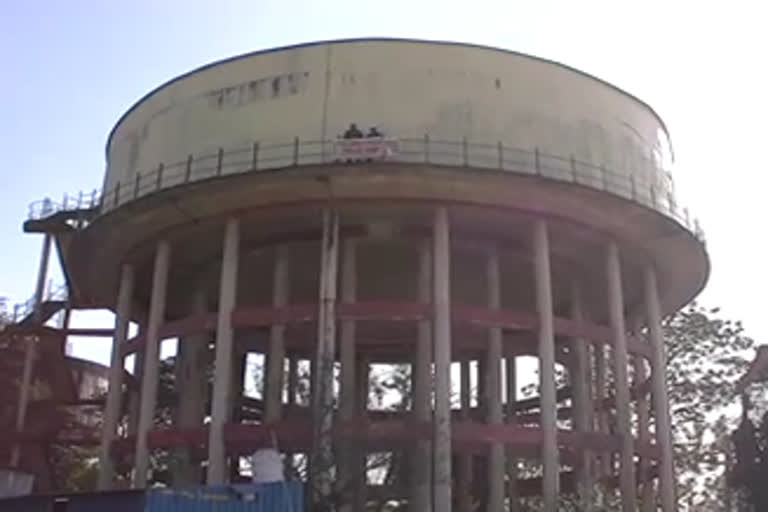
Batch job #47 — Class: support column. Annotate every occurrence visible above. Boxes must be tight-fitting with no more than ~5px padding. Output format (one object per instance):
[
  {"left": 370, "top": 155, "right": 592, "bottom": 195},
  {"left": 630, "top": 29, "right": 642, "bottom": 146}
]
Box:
[
  {"left": 606, "top": 242, "right": 637, "bottom": 511},
  {"left": 432, "top": 207, "right": 452, "bottom": 512},
  {"left": 486, "top": 248, "right": 505, "bottom": 512},
  {"left": 173, "top": 287, "right": 208, "bottom": 486},
  {"left": 98, "top": 264, "right": 135, "bottom": 489},
  {"left": 570, "top": 281, "right": 593, "bottom": 511},
  {"left": 457, "top": 359, "right": 473, "bottom": 512},
  {"left": 355, "top": 355, "right": 369, "bottom": 511},
  {"left": 644, "top": 265, "right": 676, "bottom": 512},
  {"left": 265, "top": 247, "right": 290, "bottom": 422},
  {"left": 410, "top": 240, "right": 432, "bottom": 512},
  {"left": 631, "top": 317, "right": 653, "bottom": 512},
  {"left": 311, "top": 209, "right": 340, "bottom": 506},
  {"left": 338, "top": 239, "right": 357, "bottom": 512},
  {"left": 133, "top": 240, "right": 171, "bottom": 488},
  {"left": 533, "top": 219, "right": 558, "bottom": 510},
  {"left": 207, "top": 218, "right": 241, "bottom": 485},
  {"left": 505, "top": 347, "right": 520, "bottom": 512},
  {"left": 10, "top": 233, "right": 52, "bottom": 467}
]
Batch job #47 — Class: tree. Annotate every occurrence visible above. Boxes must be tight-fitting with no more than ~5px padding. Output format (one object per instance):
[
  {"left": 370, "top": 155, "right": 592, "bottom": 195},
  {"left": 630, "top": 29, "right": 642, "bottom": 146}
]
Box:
[{"left": 662, "top": 303, "right": 757, "bottom": 509}]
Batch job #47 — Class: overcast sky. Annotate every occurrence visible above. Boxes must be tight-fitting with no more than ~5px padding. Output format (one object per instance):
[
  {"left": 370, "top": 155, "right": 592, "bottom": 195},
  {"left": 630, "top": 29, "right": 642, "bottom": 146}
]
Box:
[{"left": 1, "top": 0, "right": 765, "bottom": 364}]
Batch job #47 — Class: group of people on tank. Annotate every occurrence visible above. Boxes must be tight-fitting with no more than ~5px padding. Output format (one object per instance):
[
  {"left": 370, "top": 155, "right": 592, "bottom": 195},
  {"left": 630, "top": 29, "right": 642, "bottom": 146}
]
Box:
[{"left": 341, "top": 123, "right": 383, "bottom": 139}]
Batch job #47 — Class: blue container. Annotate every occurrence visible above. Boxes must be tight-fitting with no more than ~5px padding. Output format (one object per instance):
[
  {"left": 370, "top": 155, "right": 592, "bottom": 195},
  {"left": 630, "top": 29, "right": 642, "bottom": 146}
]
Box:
[{"left": 146, "top": 482, "right": 304, "bottom": 512}]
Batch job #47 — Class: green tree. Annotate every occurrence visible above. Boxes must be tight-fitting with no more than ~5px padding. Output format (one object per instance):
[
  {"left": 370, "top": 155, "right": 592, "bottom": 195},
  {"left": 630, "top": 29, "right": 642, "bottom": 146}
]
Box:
[{"left": 662, "top": 304, "right": 756, "bottom": 509}]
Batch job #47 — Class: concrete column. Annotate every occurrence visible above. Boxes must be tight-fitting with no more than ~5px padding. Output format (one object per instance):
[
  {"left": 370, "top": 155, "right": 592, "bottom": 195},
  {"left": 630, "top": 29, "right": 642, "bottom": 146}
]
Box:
[
  {"left": 311, "top": 209, "right": 340, "bottom": 506},
  {"left": 570, "top": 281, "right": 593, "bottom": 511},
  {"left": 265, "top": 246, "right": 290, "bottom": 422},
  {"left": 606, "top": 242, "right": 637, "bottom": 511},
  {"left": 631, "top": 318, "right": 653, "bottom": 512},
  {"left": 133, "top": 240, "right": 171, "bottom": 488},
  {"left": 356, "top": 355, "right": 369, "bottom": 511},
  {"left": 432, "top": 207, "right": 453, "bottom": 512},
  {"left": 644, "top": 265, "right": 676, "bottom": 512},
  {"left": 410, "top": 240, "right": 432, "bottom": 512},
  {"left": 207, "top": 218, "right": 241, "bottom": 485},
  {"left": 485, "top": 248, "right": 505, "bottom": 512},
  {"left": 594, "top": 342, "right": 612, "bottom": 483},
  {"left": 98, "top": 264, "right": 135, "bottom": 489},
  {"left": 457, "top": 359, "right": 473, "bottom": 512},
  {"left": 173, "top": 286, "right": 208, "bottom": 486},
  {"left": 10, "top": 233, "right": 52, "bottom": 467},
  {"left": 128, "top": 346, "right": 144, "bottom": 438},
  {"left": 533, "top": 219, "right": 558, "bottom": 510},
  {"left": 338, "top": 238, "right": 357, "bottom": 512},
  {"left": 505, "top": 347, "right": 520, "bottom": 512}
]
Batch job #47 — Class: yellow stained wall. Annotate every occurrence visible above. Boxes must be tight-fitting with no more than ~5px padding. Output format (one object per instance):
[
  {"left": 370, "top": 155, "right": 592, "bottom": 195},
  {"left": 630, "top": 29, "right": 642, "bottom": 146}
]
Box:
[{"left": 105, "top": 39, "right": 673, "bottom": 203}]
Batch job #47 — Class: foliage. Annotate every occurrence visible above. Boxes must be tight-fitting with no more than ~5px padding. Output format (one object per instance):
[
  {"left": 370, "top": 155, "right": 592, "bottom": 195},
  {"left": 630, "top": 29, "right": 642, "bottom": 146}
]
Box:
[{"left": 662, "top": 303, "right": 756, "bottom": 509}]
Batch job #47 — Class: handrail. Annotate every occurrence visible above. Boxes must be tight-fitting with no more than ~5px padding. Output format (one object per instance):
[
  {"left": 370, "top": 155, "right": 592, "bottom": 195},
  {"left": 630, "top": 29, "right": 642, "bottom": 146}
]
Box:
[
  {"left": 28, "top": 189, "right": 100, "bottom": 221},
  {"left": 11, "top": 283, "right": 68, "bottom": 323},
  {"left": 23, "top": 137, "right": 704, "bottom": 242}
]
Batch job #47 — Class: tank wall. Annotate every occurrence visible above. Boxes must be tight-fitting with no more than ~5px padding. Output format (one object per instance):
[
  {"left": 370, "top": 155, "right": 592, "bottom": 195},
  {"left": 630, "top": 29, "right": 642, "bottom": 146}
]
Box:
[{"left": 105, "top": 40, "right": 673, "bottom": 202}]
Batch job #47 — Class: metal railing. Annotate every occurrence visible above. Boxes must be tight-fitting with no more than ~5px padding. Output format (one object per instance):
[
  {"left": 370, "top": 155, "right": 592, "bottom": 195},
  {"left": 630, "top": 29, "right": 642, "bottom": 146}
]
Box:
[
  {"left": 24, "top": 137, "right": 704, "bottom": 242},
  {"left": 11, "top": 282, "right": 68, "bottom": 323},
  {"left": 27, "top": 190, "right": 100, "bottom": 221}
]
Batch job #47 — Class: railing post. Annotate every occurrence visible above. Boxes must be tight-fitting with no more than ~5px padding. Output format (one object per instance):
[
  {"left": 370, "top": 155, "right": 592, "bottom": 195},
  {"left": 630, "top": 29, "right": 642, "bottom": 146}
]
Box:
[
  {"left": 62, "top": 193, "right": 68, "bottom": 210},
  {"left": 185, "top": 155, "right": 193, "bottom": 182},
  {"left": 114, "top": 182, "right": 121, "bottom": 208},
  {"left": 216, "top": 148, "right": 224, "bottom": 176},
  {"left": 77, "top": 191, "right": 84, "bottom": 209},
  {"left": 534, "top": 148, "right": 541, "bottom": 175},
  {"left": 424, "top": 134, "right": 430, "bottom": 164},
  {"left": 630, "top": 174, "right": 637, "bottom": 200},
  {"left": 252, "top": 142, "right": 260, "bottom": 170},
  {"left": 134, "top": 173, "right": 141, "bottom": 198},
  {"left": 497, "top": 141, "right": 503, "bottom": 170},
  {"left": 91, "top": 189, "right": 97, "bottom": 208},
  {"left": 293, "top": 137, "right": 300, "bottom": 166},
  {"left": 156, "top": 163, "right": 164, "bottom": 190},
  {"left": 462, "top": 137, "right": 468, "bottom": 167}
]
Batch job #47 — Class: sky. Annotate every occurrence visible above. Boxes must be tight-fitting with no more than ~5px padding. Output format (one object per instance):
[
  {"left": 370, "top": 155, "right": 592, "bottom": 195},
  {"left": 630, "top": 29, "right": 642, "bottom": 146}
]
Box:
[{"left": 1, "top": 0, "right": 766, "bottom": 366}]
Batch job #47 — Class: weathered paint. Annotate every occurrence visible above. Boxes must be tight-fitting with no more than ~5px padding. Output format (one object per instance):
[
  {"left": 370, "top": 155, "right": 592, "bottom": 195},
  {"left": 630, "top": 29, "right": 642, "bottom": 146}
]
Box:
[{"left": 105, "top": 39, "right": 673, "bottom": 208}]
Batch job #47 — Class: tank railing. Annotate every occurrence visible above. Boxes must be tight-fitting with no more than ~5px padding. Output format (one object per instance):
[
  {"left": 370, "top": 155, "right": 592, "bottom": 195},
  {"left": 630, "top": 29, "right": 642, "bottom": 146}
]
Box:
[
  {"left": 11, "top": 282, "right": 68, "bottom": 323},
  {"left": 27, "top": 189, "right": 101, "bottom": 221},
  {"left": 24, "top": 137, "right": 704, "bottom": 242}
]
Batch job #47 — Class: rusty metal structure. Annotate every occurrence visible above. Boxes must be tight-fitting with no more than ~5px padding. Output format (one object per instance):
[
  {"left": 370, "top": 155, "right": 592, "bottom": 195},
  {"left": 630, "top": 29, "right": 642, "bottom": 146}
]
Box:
[{"left": 6, "top": 39, "right": 708, "bottom": 511}]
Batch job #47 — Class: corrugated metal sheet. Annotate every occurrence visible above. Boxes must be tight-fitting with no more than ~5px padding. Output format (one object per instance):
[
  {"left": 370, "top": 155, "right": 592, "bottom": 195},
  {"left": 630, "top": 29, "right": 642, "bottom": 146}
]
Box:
[{"left": 146, "top": 482, "right": 304, "bottom": 512}]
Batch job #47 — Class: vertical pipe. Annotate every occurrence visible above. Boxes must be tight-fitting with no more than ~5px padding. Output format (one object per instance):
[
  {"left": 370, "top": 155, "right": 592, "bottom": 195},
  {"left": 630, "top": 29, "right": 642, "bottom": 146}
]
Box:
[
  {"left": 644, "top": 265, "right": 676, "bottom": 512},
  {"left": 486, "top": 248, "right": 505, "bottom": 512},
  {"left": 606, "top": 242, "right": 637, "bottom": 511},
  {"left": 98, "top": 264, "right": 135, "bottom": 489},
  {"left": 311, "top": 209, "right": 339, "bottom": 506},
  {"left": 505, "top": 347, "right": 520, "bottom": 512},
  {"left": 339, "top": 238, "right": 357, "bottom": 512},
  {"left": 133, "top": 240, "right": 171, "bottom": 488},
  {"left": 10, "top": 233, "right": 52, "bottom": 467},
  {"left": 265, "top": 246, "right": 290, "bottom": 422},
  {"left": 207, "top": 218, "right": 241, "bottom": 484},
  {"left": 570, "top": 281, "right": 593, "bottom": 511},
  {"left": 432, "top": 207, "right": 453, "bottom": 512},
  {"left": 533, "top": 219, "right": 558, "bottom": 510},
  {"left": 410, "top": 240, "right": 432, "bottom": 512}
]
